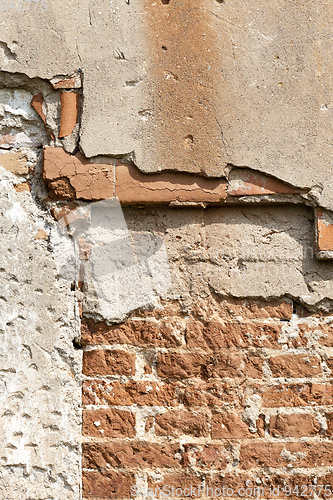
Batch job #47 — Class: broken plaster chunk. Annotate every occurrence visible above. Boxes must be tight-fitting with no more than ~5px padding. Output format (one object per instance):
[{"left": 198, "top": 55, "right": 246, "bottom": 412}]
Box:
[
  {"left": 228, "top": 168, "right": 301, "bottom": 196},
  {"left": 15, "top": 182, "right": 31, "bottom": 193},
  {"left": 316, "top": 208, "right": 333, "bottom": 254},
  {"left": 35, "top": 229, "right": 48, "bottom": 240},
  {"left": 30, "top": 93, "right": 55, "bottom": 140},
  {"left": 50, "top": 75, "right": 82, "bottom": 89},
  {"left": 51, "top": 203, "right": 91, "bottom": 230},
  {"left": 115, "top": 163, "right": 227, "bottom": 204},
  {"left": 0, "top": 151, "right": 29, "bottom": 175},
  {"left": 0, "top": 133, "right": 17, "bottom": 149},
  {"left": 59, "top": 92, "right": 80, "bottom": 138}
]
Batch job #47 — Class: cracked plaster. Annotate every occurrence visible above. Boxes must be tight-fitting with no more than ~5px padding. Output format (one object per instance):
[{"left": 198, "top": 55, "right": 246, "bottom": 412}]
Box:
[{"left": 0, "top": 0, "right": 333, "bottom": 209}]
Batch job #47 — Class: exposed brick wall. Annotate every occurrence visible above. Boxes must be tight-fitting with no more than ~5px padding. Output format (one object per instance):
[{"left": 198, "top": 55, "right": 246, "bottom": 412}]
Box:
[{"left": 81, "top": 296, "right": 333, "bottom": 499}]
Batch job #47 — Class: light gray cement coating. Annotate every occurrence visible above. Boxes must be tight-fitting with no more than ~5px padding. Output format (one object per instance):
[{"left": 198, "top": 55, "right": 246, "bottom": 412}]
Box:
[
  {"left": 1, "top": 0, "right": 333, "bottom": 209},
  {"left": 0, "top": 169, "right": 81, "bottom": 499}
]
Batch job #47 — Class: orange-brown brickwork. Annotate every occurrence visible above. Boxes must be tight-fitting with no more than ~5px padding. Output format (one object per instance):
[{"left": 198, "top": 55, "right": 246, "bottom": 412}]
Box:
[{"left": 81, "top": 297, "right": 333, "bottom": 499}]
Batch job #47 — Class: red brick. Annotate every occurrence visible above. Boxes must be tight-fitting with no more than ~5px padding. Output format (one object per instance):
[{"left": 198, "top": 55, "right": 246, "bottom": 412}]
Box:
[
  {"left": 157, "top": 352, "right": 262, "bottom": 380},
  {"left": 182, "top": 444, "right": 227, "bottom": 469},
  {"left": 186, "top": 321, "right": 281, "bottom": 349},
  {"left": 219, "top": 298, "right": 293, "bottom": 320},
  {"left": 157, "top": 353, "right": 207, "bottom": 380},
  {"left": 147, "top": 474, "right": 202, "bottom": 497},
  {"left": 115, "top": 163, "right": 227, "bottom": 204},
  {"left": 81, "top": 318, "right": 182, "bottom": 347},
  {"left": 240, "top": 442, "right": 333, "bottom": 468},
  {"left": 82, "top": 379, "right": 240, "bottom": 408},
  {"left": 83, "top": 442, "right": 181, "bottom": 469},
  {"left": 48, "top": 178, "right": 76, "bottom": 199},
  {"left": 298, "top": 323, "right": 333, "bottom": 347},
  {"left": 14, "top": 182, "right": 31, "bottom": 193},
  {"left": 228, "top": 168, "right": 300, "bottom": 196},
  {"left": 207, "top": 474, "right": 267, "bottom": 497},
  {"left": 269, "top": 413, "right": 320, "bottom": 437},
  {"left": 262, "top": 383, "right": 333, "bottom": 407},
  {"left": 207, "top": 474, "right": 321, "bottom": 499},
  {"left": 313, "top": 474, "right": 333, "bottom": 498},
  {"left": 268, "top": 354, "right": 321, "bottom": 378},
  {"left": 77, "top": 237, "right": 92, "bottom": 260},
  {"left": 83, "top": 380, "right": 180, "bottom": 406},
  {"left": 155, "top": 411, "right": 209, "bottom": 437},
  {"left": 133, "top": 300, "right": 183, "bottom": 319},
  {"left": 82, "top": 409, "right": 136, "bottom": 437},
  {"left": 182, "top": 382, "right": 239, "bottom": 407},
  {"left": 191, "top": 297, "right": 293, "bottom": 322},
  {"left": 211, "top": 412, "right": 252, "bottom": 439},
  {"left": 43, "top": 147, "right": 115, "bottom": 200},
  {"left": 207, "top": 353, "right": 263, "bottom": 379},
  {"left": 316, "top": 208, "right": 333, "bottom": 252},
  {"left": 31, "top": 93, "right": 54, "bottom": 139},
  {"left": 59, "top": 92, "right": 79, "bottom": 138},
  {"left": 82, "top": 470, "right": 134, "bottom": 498},
  {"left": 82, "top": 349, "right": 135, "bottom": 376},
  {"left": 51, "top": 75, "right": 81, "bottom": 89}
]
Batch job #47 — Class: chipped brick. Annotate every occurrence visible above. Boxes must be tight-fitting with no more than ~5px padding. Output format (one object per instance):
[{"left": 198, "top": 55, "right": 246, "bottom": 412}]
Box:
[
  {"left": 59, "top": 92, "right": 80, "bottom": 138},
  {"left": 154, "top": 411, "right": 209, "bottom": 437},
  {"left": 82, "top": 409, "right": 136, "bottom": 437},
  {"left": 43, "top": 147, "right": 114, "bottom": 200},
  {"left": 82, "top": 349, "right": 135, "bottom": 377},
  {"left": 115, "top": 164, "right": 227, "bottom": 204},
  {"left": 228, "top": 168, "right": 300, "bottom": 196},
  {"left": 83, "top": 441, "right": 181, "bottom": 469},
  {"left": 82, "top": 470, "right": 134, "bottom": 498},
  {"left": 30, "top": 93, "right": 55, "bottom": 139},
  {"left": 316, "top": 208, "right": 333, "bottom": 252}
]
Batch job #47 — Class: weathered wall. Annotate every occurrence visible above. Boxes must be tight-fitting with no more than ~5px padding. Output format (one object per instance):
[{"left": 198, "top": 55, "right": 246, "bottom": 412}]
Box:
[
  {"left": 0, "top": 168, "right": 81, "bottom": 499},
  {"left": 79, "top": 205, "right": 333, "bottom": 499},
  {"left": 2, "top": 0, "right": 333, "bottom": 498},
  {"left": 82, "top": 295, "right": 333, "bottom": 499},
  {"left": 2, "top": 1, "right": 333, "bottom": 208}
]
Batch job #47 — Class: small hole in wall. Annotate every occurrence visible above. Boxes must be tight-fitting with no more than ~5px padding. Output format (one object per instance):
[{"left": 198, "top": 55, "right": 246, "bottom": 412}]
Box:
[
  {"left": 184, "top": 135, "right": 194, "bottom": 150},
  {"left": 162, "top": 45, "right": 167, "bottom": 51},
  {"left": 161, "top": 0, "right": 170, "bottom": 4},
  {"left": 72, "top": 339, "right": 82, "bottom": 350}
]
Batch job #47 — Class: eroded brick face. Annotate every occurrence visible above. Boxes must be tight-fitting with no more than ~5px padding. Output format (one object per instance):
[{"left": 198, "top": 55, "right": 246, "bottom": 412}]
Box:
[{"left": 82, "top": 297, "right": 333, "bottom": 499}]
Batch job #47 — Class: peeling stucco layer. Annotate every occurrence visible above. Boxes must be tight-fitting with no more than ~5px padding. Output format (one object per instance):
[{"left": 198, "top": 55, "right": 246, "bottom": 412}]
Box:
[
  {"left": 1, "top": 1, "right": 333, "bottom": 208},
  {"left": 0, "top": 169, "right": 81, "bottom": 499}
]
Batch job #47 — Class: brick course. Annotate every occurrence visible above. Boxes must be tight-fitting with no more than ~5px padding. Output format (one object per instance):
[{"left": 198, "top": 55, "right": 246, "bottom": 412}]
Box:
[{"left": 82, "top": 297, "right": 333, "bottom": 499}]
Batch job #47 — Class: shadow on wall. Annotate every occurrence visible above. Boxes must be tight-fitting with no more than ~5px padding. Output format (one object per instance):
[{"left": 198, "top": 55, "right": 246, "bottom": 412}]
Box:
[
  {"left": 53, "top": 200, "right": 333, "bottom": 320},
  {"left": 54, "top": 198, "right": 171, "bottom": 323},
  {"left": 123, "top": 203, "right": 333, "bottom": 312}
]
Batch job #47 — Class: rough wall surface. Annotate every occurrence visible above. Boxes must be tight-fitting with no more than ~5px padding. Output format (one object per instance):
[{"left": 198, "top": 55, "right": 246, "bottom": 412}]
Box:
[
  {"left": 82, "top": 294, "right": 333, "bottom": 500},
  {"left": 2, "top": 1, "right": 333, "bottom": 208},
  {"left": 80, "top": 206, "right": 333, "bottom": 499},
  {"left": 2, "top": 0, "right": 333, "bottom": 498},
  {"left": 0, "top": 168, "right": 81, "bottom": 499}
]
